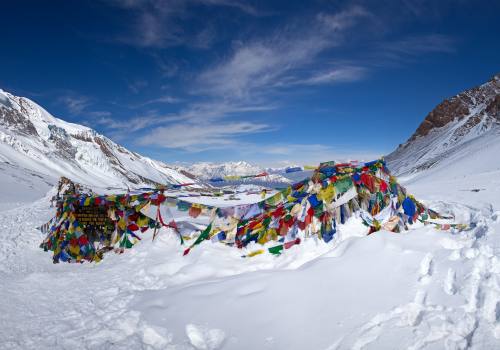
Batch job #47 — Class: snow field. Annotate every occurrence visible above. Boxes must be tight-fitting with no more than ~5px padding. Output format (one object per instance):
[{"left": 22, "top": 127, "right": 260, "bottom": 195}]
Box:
[{"left": 1, "top": 190, "right": 500, "bottom": 349}]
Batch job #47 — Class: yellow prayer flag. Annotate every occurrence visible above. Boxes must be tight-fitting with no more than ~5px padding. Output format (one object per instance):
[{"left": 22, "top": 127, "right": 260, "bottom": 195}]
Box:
[
  {"left": 69, "top": 245, "right": 80, "bottom": 255},
  {"left": 318, "top": 183, "right": 335, "bottom": 203},
  {"left": 247, "top": 249, "right": 264, "bottom": 257},
  {"left": 136, "top": 215, "right": 149, "bottom": 227},
  {"left": 118, "top": 218, "right": 127, "bottom": 230}
]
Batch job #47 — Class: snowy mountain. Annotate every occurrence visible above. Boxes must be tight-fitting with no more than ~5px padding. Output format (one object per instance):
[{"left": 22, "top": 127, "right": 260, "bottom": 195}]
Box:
[
  {"left": 0, "top": 88, "right": 197, "bottom": 199},
  {"left": 386, "top": 73, "right": 500, "bottom": 176},
  {"left": 177, "top": 161, "right": 293, "bottom": 186},
  {"left": 183, "top": 161, "right": 263, "bottom": 179}
]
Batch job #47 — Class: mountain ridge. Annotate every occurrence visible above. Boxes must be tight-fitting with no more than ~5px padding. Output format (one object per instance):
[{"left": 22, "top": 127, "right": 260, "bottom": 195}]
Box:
[
  {"left": 0, "top": 88, "right": 197, "bottom": 195},
  {"left": 387, "top": 73, "right": 500, "bottom": 176},
  {"left": 174, "top": 161, "right": 294, "bottom": 187}
]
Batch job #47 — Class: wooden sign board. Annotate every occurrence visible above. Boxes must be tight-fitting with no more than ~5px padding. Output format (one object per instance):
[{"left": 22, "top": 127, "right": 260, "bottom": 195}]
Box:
[{"left": 75, "top": 206, "right": 108, "bottom": 226}]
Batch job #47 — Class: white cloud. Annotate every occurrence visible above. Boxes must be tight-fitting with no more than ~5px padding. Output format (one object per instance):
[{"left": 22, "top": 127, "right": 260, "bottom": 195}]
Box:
[
  {"left": 317, "top": 5, "right": 372, "bottom": 32},
  {"left": 295, "top": 66, "right": 367, "bottom": 85},
  {"left": 191, "top": 25, "right": 217, "bottom": 49},
  {"left": 378, "top": 34, "right": 456, "bottom": 60},
  {"left": 196, "top": 0, "right": 262, "bottom": 16},
  {"left": 140, "top": 95, "right": 182, "bottom": 106},
  {"left": 57, "top": 95, "right": 91, "bottom": 115},
  {"left": 127, "top": 79, "right": 149, "bottom": 94},
  {"left": 96, "top": 113, "right": 175, "bottom": 132},
  {"left": 197, "top": 42, "right": 288, "bottom": 98},
  {"left": 195, "top": 6, "right": 372, "bottom": 99},
  {"left": 108, "top": 0, "right": 262, "bottom": 48},
  {"left": 104, "top": 99, "right": 276, "bottom": 145},
  {"left": 138, "top": 121, "right": 270, "bottom": 151},
  {"left": 88, "top": 111, "right": 112, "bottom": 117}
]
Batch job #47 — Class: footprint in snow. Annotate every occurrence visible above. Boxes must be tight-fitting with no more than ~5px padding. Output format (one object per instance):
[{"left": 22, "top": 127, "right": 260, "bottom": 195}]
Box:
[
  {"left": 492, "top": 211, "right": 500, "bottom": 222},
  {"left": 418, "top": 253, "right": 433, "bottom": 284},
  {"left": 186, "top": 323, "right": 225, "bottom": 350},
  {"left": 444, "top": 268, "right": 457, "bottom": 295},
  {"left": 399, "top": 290, "right": 427, "bottom": 328}
]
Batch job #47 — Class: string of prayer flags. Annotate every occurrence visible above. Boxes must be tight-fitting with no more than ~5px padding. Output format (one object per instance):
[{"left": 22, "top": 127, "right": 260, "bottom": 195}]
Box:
[
  {"left": 40, "top": 158, "right": 448, "bottom": 263},
  {"left": 285, "top": 166, "right": 302, "bottom": 173},
  {"left": 209, "top": 171, "right": 270, "bottom": 182},
  {"left": 285, "top": 165, "right": 317, "bottom": 173}
]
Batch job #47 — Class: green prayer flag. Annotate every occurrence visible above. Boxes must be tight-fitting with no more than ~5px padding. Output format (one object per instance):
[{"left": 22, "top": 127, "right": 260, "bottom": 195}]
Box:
[
  {"left": 177, "top": 201, "right": 191, "bottom": 212},
  {"left": 193, "top": 224, "right": 212, "bottom": 246},
  {"left": 319, "top": 161, "right": 335, "bottom": 167},
  {"left": 334, "top": 177, "right": 353, "bottom": 194},
  {"left": 268, "top": 244, "right": 283, "bottom": 255},
  {"left": 121, "top": 236, "right": 133, "bottom": 249}
]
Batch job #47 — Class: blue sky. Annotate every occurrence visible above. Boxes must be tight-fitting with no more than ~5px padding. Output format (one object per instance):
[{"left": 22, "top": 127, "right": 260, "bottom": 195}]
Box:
[{"left": 1, "top": 0, "right": 499, "bottom": 166}]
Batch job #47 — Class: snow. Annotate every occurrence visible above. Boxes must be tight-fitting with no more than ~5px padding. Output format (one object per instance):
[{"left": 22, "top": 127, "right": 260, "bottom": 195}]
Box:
[
  {"left": 397, "top": 129, "right": 500, "bottom": 211},
  {"left": 185, "top": 324, "right": 225, "bottom": 350},
  {"left": 0, "top": 89, "right": 12, "bottom": 108}
]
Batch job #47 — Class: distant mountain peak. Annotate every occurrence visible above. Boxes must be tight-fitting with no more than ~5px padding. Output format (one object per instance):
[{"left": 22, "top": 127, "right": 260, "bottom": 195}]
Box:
[{"left": 175, "top": 161, "right": 293, "bottom": 186}]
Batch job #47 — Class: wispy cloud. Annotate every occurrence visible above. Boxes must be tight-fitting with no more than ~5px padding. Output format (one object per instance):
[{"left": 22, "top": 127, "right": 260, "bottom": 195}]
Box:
[
  {"left": 138, "top": 121, "right": 271, "bottom": 151},
  {"left": 94, "top": 113, "right": 172, "bottom": 132},
  {"left": 381, "top": 34, "right": 456, "bottom": 57},
  {"left": 317, "top": 5, "right": 373, "bottom": 32},
  {"left": 141, "top": 95, "right": 182, "bottom": 105},
  {"left": 88, "top": 110, "right": 112, "bottom": 117},
  {"left": 57, "top": 94, "right": 91, "bottom": 115},
  {"left": 190, "top": 25, "right": 217, "bottom": 49},
  {"left": 101, "top": 99, "right": 276, "bottom": 142},
  {"left": 294, "top": 66, "right": 368, "bottom": 86},
  {"left": 363, "top": 34, "right": 456, "bottom": 68},
  {"left": 195, "top": 6, "right": 372, "bottom": 99},
  {"left": 107, "top": 0, "right": 262, "bottom": 49},
  {"left": 196, "top": 0, "right": 263, "bottom": 16},
  {"left": 127, "top": 79, "right": 149, "bottom": 94}
]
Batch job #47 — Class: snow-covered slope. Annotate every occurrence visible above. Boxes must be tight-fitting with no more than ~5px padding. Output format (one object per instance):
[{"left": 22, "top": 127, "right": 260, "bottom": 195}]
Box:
[
  {"left": 387, "top": 74, "right": 500, "bottom": 176},
  {"left": 0, "top": 88, "right": 196, "bottom": 197},
  {"left": 398, "top": 128, "right": 500, "bottom": 210}
]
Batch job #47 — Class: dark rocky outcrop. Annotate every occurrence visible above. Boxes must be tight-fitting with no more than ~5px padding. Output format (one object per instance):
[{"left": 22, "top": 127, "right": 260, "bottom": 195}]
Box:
[
  {"left": 410, "top": 74, "right": 500, "bottom": 141},
  {"left": 387, "top": 73, "right": 500, "bottom": 175}
]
